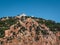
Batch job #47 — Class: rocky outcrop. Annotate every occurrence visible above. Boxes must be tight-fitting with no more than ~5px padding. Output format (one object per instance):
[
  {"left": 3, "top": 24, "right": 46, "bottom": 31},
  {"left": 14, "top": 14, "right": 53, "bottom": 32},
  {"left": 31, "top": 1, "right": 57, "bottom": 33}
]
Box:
[{"left": 0, "top": 15, "right": 60, "bottom": 45}]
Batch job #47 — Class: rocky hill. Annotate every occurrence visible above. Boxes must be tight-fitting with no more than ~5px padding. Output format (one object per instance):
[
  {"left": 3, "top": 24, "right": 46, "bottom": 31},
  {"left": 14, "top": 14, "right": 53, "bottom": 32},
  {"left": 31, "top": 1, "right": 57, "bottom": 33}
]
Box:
[{"left": 0, "top": 14, "right": 60, "bottom": 45}]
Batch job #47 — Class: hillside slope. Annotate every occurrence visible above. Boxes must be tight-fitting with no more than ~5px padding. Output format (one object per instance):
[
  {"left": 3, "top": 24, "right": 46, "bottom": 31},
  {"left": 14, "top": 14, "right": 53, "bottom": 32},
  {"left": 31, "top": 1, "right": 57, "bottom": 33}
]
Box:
[{"left": 0, "top": 14, "right": 60, "bottom": 45}]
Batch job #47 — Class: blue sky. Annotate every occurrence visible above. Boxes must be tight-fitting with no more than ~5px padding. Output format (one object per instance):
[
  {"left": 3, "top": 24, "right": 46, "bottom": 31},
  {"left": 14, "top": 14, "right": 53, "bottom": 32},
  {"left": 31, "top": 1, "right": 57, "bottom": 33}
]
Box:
[{"left": 0, "top": 0, "right": 60, "bottom": 22}]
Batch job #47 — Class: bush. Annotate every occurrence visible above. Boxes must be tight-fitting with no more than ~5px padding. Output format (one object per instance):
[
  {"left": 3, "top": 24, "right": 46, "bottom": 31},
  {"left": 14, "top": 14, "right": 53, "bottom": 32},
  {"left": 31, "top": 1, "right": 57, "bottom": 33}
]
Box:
[
  {"left": 0, "top": 27, "right": 9, "bottom": 38},
  {"left": 0, "top": 29, "right": 5, "bottom": 38},
  {"left": 35, "top": 26, "right": 41, "bottom": 35},
  {"left": 35, "top": 36, "right": 39, "bottom": 41},
  {"left": 41, "top": 30, "right": 49, "bottom": 35}
]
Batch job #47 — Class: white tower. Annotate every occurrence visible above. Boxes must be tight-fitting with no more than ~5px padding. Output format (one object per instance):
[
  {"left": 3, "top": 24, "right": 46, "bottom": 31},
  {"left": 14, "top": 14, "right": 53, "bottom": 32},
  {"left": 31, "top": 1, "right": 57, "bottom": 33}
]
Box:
[
  {"left": 19, "top": 13, "right": 27, "bottom": 21},
  {"left": 20, "top": 13, "right": 26, "bottom": 17},
  {"left": 6, "top": 16, "right": 9, "bottom": 19}
]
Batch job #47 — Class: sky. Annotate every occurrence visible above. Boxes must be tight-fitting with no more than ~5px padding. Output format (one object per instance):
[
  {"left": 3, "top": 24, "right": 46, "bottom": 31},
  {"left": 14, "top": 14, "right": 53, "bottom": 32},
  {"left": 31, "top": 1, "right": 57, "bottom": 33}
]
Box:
[{"left": 0, "top": 0, "right": 60, "bottom": 22}]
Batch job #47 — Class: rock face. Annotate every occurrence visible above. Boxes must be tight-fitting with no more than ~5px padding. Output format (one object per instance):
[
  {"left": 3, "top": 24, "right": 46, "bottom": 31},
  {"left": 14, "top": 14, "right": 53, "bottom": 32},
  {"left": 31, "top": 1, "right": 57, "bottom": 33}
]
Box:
[{"left": 0, "top": 15, "right": 60, "bottom": 45}]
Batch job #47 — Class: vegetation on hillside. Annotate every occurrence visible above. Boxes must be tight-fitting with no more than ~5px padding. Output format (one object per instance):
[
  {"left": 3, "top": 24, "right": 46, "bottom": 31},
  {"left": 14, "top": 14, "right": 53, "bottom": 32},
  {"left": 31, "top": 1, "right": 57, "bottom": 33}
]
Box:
[{"left": 0, "top": 16, "right": 60, "bottom": 38}]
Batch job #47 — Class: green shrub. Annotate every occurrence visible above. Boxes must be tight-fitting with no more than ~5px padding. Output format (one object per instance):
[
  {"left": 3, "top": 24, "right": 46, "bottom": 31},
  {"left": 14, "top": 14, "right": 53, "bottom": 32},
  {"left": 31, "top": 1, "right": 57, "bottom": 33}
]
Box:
[{"left": 41, "top": 30, "right": 49, "bottom": 35}]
